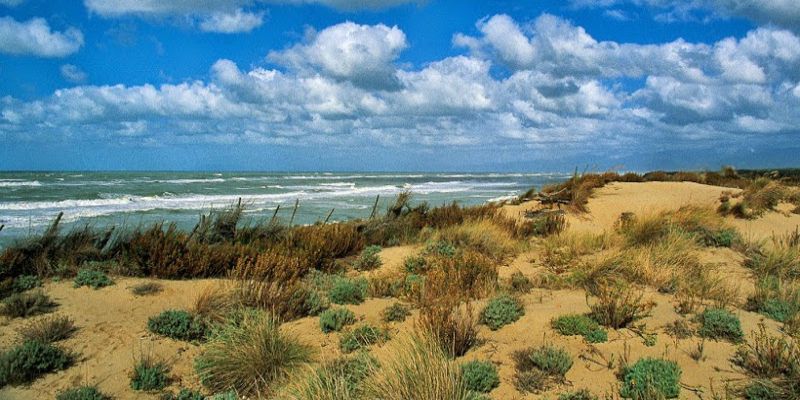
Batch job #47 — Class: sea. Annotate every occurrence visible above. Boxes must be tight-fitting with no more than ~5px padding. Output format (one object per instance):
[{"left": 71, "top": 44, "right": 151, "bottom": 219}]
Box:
[{"left": 0, "top": 171, "right": 570, "bottom": 248}]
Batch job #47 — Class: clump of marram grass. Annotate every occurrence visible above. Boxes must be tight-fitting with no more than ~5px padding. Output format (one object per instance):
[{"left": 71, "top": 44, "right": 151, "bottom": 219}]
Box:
[
  {"left": 286, "top": 352, "right": 378, "bottom": 400},
  {"left": 17, "top": 314, "right": 76, "bottom": 343},
  {"left": 697, "top": 308, "right": 744, "bottom": 343},
  {"left": 147, "top": 309, "right": 208, "bottom": 342},
  {"left": 73, "top": 269, "right": 113, "bottom": 289},
  {"left": 130, "top": 351, "right": 170, "bottom": 392},
  {"left": 1, "top": 290, "right": 57, "bottom": 318},
  {"left": 508, "top": 271, "right": 533, "bottom": 294},
  {"left": 513, "top": 345, "right": 573, "bottom": 393},
  {"left": 619, "top": 358, "right": 681, "bottom": 399},
  {"left": 745, "top": 235, "right": 800, "bottom": 281},
  {"left": 0, "top": 340, "right": 73, "bottom": 388},
  {"left": 362, "top": 333, "right": 475, "bottom": 400},
  {"left": 733, "top": 323, "right": 800, "bottom": 399},
  {"left": 430, "top": 218, "right": 519, "bottom": 261},
  {"left": 480, "top": 294, "right": 524, "bottom": 330},
  {"left": 353, "top": 245, "right": 382, "bottom": 271},
  {"left": 418, "top": 301, "right": 480, "bottom": 358},
  {"left": 382, "top": 302, "right": 411, "bottom": 323},
  {"left": 746, "top": 277, "right": 800, "bottom": 323},
  {"left": 130, "top": 281, "right": 162, "bottom": 296},
  {"left": 551, "top": 314, "right": 608, "bottom": 343},
  {"left": 195, "top": 309, "right": 315, "bottom": 397},
  {"left": 460, "top": 360, "right": 500, "bottom": 394},
  {"left": 340, "top": 324, "right": 389, "bottom": 353},
  {"left": 664, "top": 319, "right": 694, "bottom": 339},
  {"left": 588, "top": 284, "right": 653, "bottom": 329},
  {"left": 319, "top": 307, "right": 356, "bottom": 333},
  {"left": 56, "top": 385, "right": 111, "bottom": 400},
  {"left": 329, "top": 276, "right": 368, "bottom": 305},
  {"left": 559, "top": 389, "right": 598, "bottom": 400}
]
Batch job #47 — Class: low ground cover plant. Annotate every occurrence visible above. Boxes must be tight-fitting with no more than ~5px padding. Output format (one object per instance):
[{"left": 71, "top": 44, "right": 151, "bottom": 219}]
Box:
[
  {"left": 340, "top": 324, "right": 389, "bottom": 353},
  {"left": 513, "top": 345, "right": 573, "bottom": 393},
  {"left": 319, "top": 307, "right": 356, "bottom": 333},
  {"left": 56, "top": 385, "right": 111, "bottom": 400},
  {"left": 460, "top": 360, "right": 500, "bottom": 393},
  {"left": 619, "top": 358, "right": 681, "bottom": 399},
  {"left": 147, "top": 309, "right": 207, "bottom": 341},
  {"left": 381, "top": 302, "right": 411, "bottom": 322},
  {"left": 73, "top": 269, "right": 113, "bottom": 289},
  {"left": 0, "top": 290, "right": 56, "bottom": 318},
  {"left": 0, "top": 340, "right": 73, "bottom": 388},
  {"left": 353, "top": 245, "right": 382, "bottom": 271},
  {"left": 551, "top": 314, "right": 608, "bottom": 343},
  {"left": 698, "top": 308, "right": 744, "bottom": 342},
  {"left": 480, "top": 294, "right": 524, "bottom": 330}
]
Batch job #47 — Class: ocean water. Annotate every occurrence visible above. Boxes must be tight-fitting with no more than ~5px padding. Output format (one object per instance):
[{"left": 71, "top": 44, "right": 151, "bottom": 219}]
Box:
[{"left": 0, "top": 171, "right": 569, "bottom": 248}]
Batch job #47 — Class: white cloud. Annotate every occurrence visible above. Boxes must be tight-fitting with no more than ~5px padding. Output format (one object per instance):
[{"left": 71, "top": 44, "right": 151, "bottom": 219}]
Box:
[
  {"left": 269, "top": 21, "right": 407, "bottom": 89},
  {"left": 0, "top": 0, "right": 24, "bottom": 6},
  {"left": 0, "top": 17, "right": 83, "bottom": 57},
  {"left": 60, "top": 64, "right": 88, "bottom": 83},
  {"left": 198, "top": 9, "right": 264, "bottom": 33}
]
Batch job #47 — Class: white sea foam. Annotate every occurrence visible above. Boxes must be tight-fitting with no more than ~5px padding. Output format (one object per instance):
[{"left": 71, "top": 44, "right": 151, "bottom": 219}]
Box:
[{"left": 0, "top": 180, "right": 42, "bottom": 187}]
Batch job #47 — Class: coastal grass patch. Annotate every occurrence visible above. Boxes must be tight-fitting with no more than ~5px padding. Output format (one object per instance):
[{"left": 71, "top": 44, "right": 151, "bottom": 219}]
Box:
[
  {"left": 130, "top": 352, "right": 170, "bottom": 392},
  {"left": 319, "top": 307, "right": 356, "bottom": 333},
  {"left": 17, "top": 314, "right": 76, "bottom": 343},
  {"left": 73, "top": 268, "right": 113, "bottom": 289},
  {"left": 381, "top": 302, "right": 411, "bottom": 323},
  {"left": 733, "top": 324, "right": 799, "bottom": 399},
  {"left": 419, "top": 301, "right": 480, "bottom": 358},
  {"left": 745, "top": 235, "right": 800, "bottom": 281},
  {"left": 697, "top": 308, "right": 744, "bottom": 343},
  {"left": 513, "top": 344, "right": 573, "bottom": 393},
  {"left": 619, "top": 358, "right": 681, "bottom": 399},
  {"left": 588, "top": 284, "right": 653, "bottom": 329},
  {"left": 431, "top": 219, "right": 519, "bottom": 262},
  {"left": 287, "top": 352, "right": 377, "bottom": 400},
  {"left": 460, "top": 360, "right": 500, "bottom": 394},
  {"left": 56, "top": 385, "right": 111, "bottom": 400},
  {"left": 480, "top": 294, "right": 524, "bottom": 331},
  {"left": 328, "top": 276, "right": 368, "bottom": 305},
  {"left": 195, "top": 309, "right": 314, "bottom": 397},
  {"left": 340, "top": 324, "right": 389, "bottom": 353},
  {"left": 0, "top": 340, "right": 73, "bottom": 388},
  {"left": 130, "top": 281, "right": 163, "bottom": 296},
  {"left": 353, "top": 245, "right": 382, "bottom": 271},
  {"left": 0, "top": 290, "right": 57, "bottom": 318},
  {"left": 746, "top": 277, "right": 800, "bottom": 323},
  {"left": 559, "top": 389, "right": 598, "bottom": 400},
  {"left": 147, "top": 309, "right": 208, "bottom": 342},
  {"left": 551, "top": 314, "right": 608, "bottom": 343}
]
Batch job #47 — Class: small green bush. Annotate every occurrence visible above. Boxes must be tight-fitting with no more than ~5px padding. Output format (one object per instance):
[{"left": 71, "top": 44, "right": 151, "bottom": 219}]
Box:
[
  {"left": 319, "top": 307, "right": 356, "bottom": 333},
  {"left": 743, "top": 380, "right": 781, "bottom": 400},
  {"left": 56, "top": 385, "right": 110, "bottom": 400},
  {"left": 382, "top": 302, "right": 411, "bottom": 322},
  {"left": 130, "top": 357, "right": 169, "bottom": 391},
  {"left": 559, "top": 389, "right": 599, "bottom": 400},
  {"left": 425, "top": 240, "right": 457, "bottom": 257},
  {"left": 353, "top": 245, "right": 382, "bottom": 271},
  {"left": 148, "top": 310, "right": 207, "bottom": 341},
  {"left": 0, "top": 340, "right": 72, "bottom": 388},
  {"left": 512, "top": 344, "right": 572, "bottom": 393},
  {"left": 329, "top": 277, "right": 368, "bottom": 305},
  {"left": 705, "top": 228, "right": 738, "bottom": 247},
  {"left": 509, "top": 271, "right": 533, "bottom": 294},
  {"left": 303, "top": 288, "right": 330, "bottom": 316},
  {"left": 460, "top": 360, "right": 500, "bottom": 393},
  {"left": 551, "top": 314, "right": 608, "bottom": 343},
  {"left": 13, "top": 275, "right": 42, "bottom": 292},
  {"left": 162, "top": 388, "right": 205, "bottom": 400},
  {"left": 340, "top": 324, "right": 388, "bottom": 353},
  {"left": 73, "top": 269, "right": 113, "bottom": 289},
  {"left": 403, "top": 255, "right": 427, "bottom": 274},
  {"left": 619, "top": 358, "right": 681, "bottom": 399},
  {"left": 17, "top": 314, "right": 76, "bottom": 343},
  {"left": 698, "top": 308, "right": 744, "bottom": 342},
  {"left": 480, "top": 294, "right": 524, "bottom": 330},
  {"left": 0, "top": 290, "right": 56, "bottom": 318}
]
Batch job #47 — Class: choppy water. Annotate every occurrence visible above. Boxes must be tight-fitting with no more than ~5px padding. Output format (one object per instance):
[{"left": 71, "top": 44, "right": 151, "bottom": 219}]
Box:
[{"left": 0, "top": 171, "right": 569, "bottom": 247}]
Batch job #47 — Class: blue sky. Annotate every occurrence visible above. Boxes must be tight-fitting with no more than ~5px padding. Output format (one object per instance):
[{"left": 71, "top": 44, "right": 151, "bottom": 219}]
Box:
[{"left": 0, "top": 0, "right": 799, "bottom": 171}]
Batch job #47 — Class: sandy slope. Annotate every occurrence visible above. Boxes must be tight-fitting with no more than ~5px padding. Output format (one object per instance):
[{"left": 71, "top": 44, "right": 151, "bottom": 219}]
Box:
[{"left": 1, "top": 181, "right": 798, "bottom": 399}]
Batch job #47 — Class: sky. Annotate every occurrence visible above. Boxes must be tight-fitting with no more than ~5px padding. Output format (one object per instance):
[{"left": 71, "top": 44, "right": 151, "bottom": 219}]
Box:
[{"left": 0, "top": 0, "right": 799, "bottom": 172}]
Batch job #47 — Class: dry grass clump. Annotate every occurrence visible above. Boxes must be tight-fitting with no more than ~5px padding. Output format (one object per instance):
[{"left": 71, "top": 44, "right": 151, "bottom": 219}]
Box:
[
  {"left": 539, "top": 232, "right": 618, "bottom": 275},
  {"left": 619, "top": 207, "right": 738, "bottom": 248},
  {"left": 513, "top": 344, "right": 573, "bottom": 393},
  {"left": 418, "top": 302, "right": 479, "bottom": 358},
  {"left": 130, "top": 281, "right": 163, "bottom": 296},
  {"left": 431, "top": 219, "right": 519, "bottom": 262},
  {"left": 192, "top": 284, "right": 234, "bottom": 324},
  {"left": 745, "top": 233, "right": 800, "bottom": 281},
  {"left": 363, "top": 333, "right": 475, "bottom": 400},
  {"left": 284, "top": 352, "right": 377, "bottom": 400},
  {"left": 16, "top": 315, "right": 76, "bottom": 343},
  {"left": 587, "top": 283, "right": 653, "bottom": 329},
  {"left": 733, "top": 324, "right": 800, "bottom": 398},
  {"left": 720, "top": 178, "right": 789, "bottom": 219},
  {"left": 1, "top": 290, "right": 57, "bottom": 319},
  {"left": 195, "top": 309, "right": 315, "bottom": 397}
]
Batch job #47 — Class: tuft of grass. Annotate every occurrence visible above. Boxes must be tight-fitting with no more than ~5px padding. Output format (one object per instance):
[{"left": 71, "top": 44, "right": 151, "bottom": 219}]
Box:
[
  {"left": 746, "top": 277, "right": 800, "bottom": 323},
  {"left": 697, "top": 308, "right": 744, "bottom": 343},
  {"left": 319, "top": 307, "right": 356, "bottom": 333},
  {"left": 0, "top": 290, "right": 57, "bottom": 318},
  {"left": 192, "top": 284, "right": 234, "bottom": 324},
  {"left": 551, "top": 314, "right": 608, "bottom": 343},
  {"left": 340, "top": 324, "right": 389, "bottom": 353},
  {"left": 73, "top": 269, "right": 113, "bottom": 289},
  {"left": 664, "top": 319, "right": 694, "bottom": 339},
  {"left": 732, "top": 323, "right": 798, "bottom": 380},
  {"left": 17, "top": 314, "right": 76, "bottom": 343},
  {"left": 559, "top": 389, "right": 599, "bottom": 400},
  {"left": 363, "top": 333, "right": 476, "bottom": 400},
  {"left": 353, "top": 245, "right": 383, "bottom": 271},
  {"left": 147, "top": 309, "right": 207, "bottom": 342},
  {"left": 619, "top": 358, "right": 681, "bottom": 399},
  {"left": 0, "top": 340, "right": 73, "bottom": 388},
  {"left": 329, "top": 276, "right": 368, "bottom": 305},
  {"left": 195, "top": 309, "right": 314, "bottom": 397},
  {"left": 513, "top": 345, "right": 573, "bottom": 393},
  {"left": 431, "top": 219, "right": 518, "bottom": 262},
  {"left": 480, "top": 294, "right": 524, "bottom": 330},
  {"left": 130, "top": 352, "right": 170, "bottom": 392},
  {"left": 588, "top": 284, "right": 652, "bottom": 329},
  {"left": 460, "top": 360, "right": 500, "bottom": 393},
  {"left": 56, "top": 385, "right": 111, "bottom": 400},
  {"left": 161, "top": 388, "right": 205, "bottom": 400},
  {"left": 131, "top": 281, "right": 163, "bottom": 296},
  {"left": 744, "top": 236, "right": 800, "bottom": 281},
  {"left": 286, "top": 352, "right": 378, "bottom": 400},
  {"left": 508, "top": 271, "right": 533, "bottom": 294},
  {"left": 382, "top": 302, "right": 411, "bottom": 323},
  {"left": 419, "top": 302, "right": 480, "bottom": 358}
]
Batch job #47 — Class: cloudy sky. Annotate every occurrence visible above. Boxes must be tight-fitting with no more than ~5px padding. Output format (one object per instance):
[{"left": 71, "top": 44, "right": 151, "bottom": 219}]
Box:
[{"left": 0, "top": 0, "right": 799, "bottom": 171}]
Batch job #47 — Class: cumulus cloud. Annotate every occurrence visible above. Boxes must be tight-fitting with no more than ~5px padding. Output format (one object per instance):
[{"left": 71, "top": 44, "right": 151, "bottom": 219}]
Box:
[
  {"left": 198, "top": 9, "right": 264, "bottom": 32},
  {"left": 269, "top": 22, "right": 407, "bottom": 90},
  {"left": 0, "top": 17, "right": 84, "bottom": 57},
  {"left": 60, "top": 64, "right": 88, "bottom": 83},
  {"left": 1, "top": 16, "right": 799, "bottom": 158}
]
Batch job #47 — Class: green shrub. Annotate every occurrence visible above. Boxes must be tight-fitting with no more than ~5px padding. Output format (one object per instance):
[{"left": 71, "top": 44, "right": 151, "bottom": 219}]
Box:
[
  {"left": 162, "top": 388, "right": 205, "bottom": 400},
  {"left": 425, "top": 240, "right": 457, "bottom": 257},
  {"left": 480, "top": 294, "right": 524, "bottom": 330},
  {"left": 403, "top": 255, "right": 427, "bottom": 274},
  {"left": 746, "top": 277, "right": 800, "bottom": 323},
  {"left": 509, "top": 271, "right": 533, "bottom": 294},
  {"left": 329, "top": 277, "right": 368, "bottom": 305},
  {"left": 353, "top": 245, "right": 382, "bottom": 271},
  {"left": 382, "top": 302, "right": 411, "bottom": 323},
  {"left": 130, "top": 355, "right": 169, "bottom": 391},
  {"left": 56, "top": 385, "right": 111, "bottom": 400},
  {"left": 13, "top": 275, "right": 42, "bottom": 292},
  {"left": 195, "top": 310, "right": 314, "bottom": 397},
  {"left": 559, "top": 389, "right": 599, "bottom": 400},
  {"left": 340, "top": 324, "right": 389, "bottom": 353},
  {"left": 303, "top": 288, "right": 330, "bottom": 316},
  {"left": 551, "top": 314, "right": 608, "bottom": 343},
  {"left": 460, "top": 360, "right": 499, "bottom": 393},
  {"left": 147, "top": 310, "right": 207, "bottom": 341},
  {"left": 0, "top": 340, "right": 72, "bottom": 388},
  {"left": 0, "top": 290, "right": 56, "bottom": 318},
  {"left": 705, "top": 228, "right": 738, "bottom": 247},
  {"left": 319, "top": 307, "right": 356, "bottom": 333},
  {"left": 743, "top": 380, "right": 780, "bottom": 400},
  {"left": 73, "top": 269, "right": 113, "bottom": 289},
  {"left": 698, "top": 308, "right": 744, "bottom": 342},
  {"left": 17, "top": 314, "right": 76, "bottom": 343},
  {"left": 619, "top": 358, "right": 681, "bottom": 399},
  {"left": 512, "top": 345, "right": 572, "bottom": 393}
]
